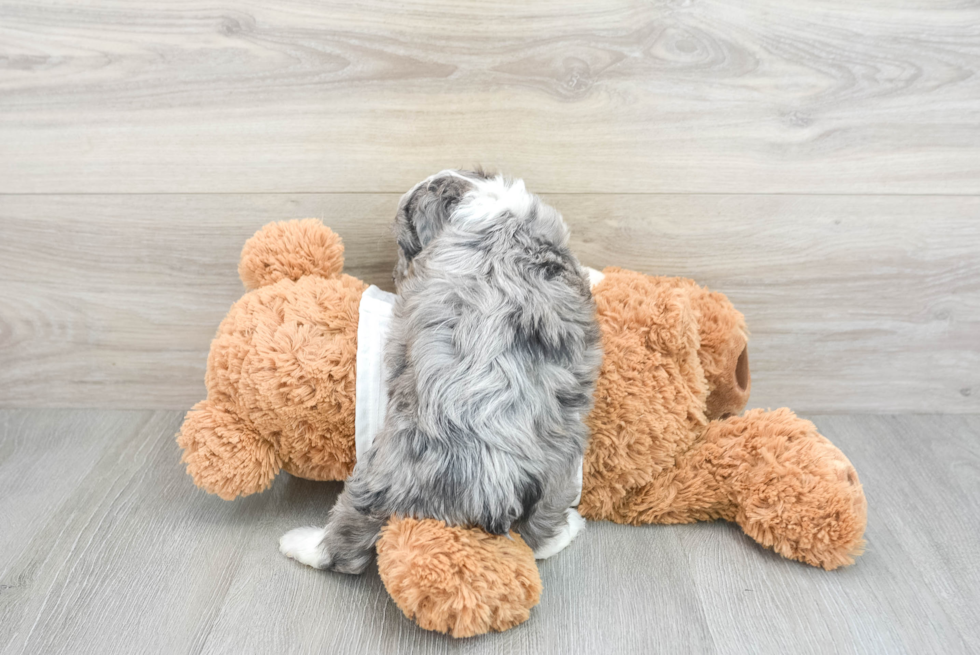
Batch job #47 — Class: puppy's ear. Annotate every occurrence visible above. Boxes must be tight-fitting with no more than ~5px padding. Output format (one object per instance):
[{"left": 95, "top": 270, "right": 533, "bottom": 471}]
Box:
[{"left": 394, "top": 172, "right": 474, "bottom": 263}]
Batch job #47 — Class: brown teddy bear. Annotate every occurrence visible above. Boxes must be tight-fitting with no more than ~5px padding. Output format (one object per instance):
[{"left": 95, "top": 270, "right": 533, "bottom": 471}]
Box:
[{"left": 177, "top": 219, "right": 867, "bottom": 638}]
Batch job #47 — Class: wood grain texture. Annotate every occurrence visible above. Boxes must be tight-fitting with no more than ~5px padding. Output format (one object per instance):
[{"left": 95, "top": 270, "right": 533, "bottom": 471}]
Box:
[
  {"left": 1, "top": 193, "right": 977, "bottom": 412},
  {"left": 1, "top": 0, "right": 979, "bottom": 194},
  {"left": 0, "top": 411, "right": 977, "bottom": 654}
]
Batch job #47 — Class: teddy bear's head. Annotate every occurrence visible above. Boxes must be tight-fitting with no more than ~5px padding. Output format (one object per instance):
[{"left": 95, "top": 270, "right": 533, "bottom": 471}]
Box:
[
  {"left": 178, "top": 220, "right": 366, "bottom": 499},
  {"left": 577, "top": 270, "right": 752, "bottom": 523}
]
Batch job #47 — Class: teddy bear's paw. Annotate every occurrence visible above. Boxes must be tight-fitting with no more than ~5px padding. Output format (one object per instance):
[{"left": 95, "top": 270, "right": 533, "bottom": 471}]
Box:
[
  {"left": 533, "top": 508, "right": 586, "bottom": 560},
  {"left": 279, "top": 526, "right": 329, "bottom": 568}
]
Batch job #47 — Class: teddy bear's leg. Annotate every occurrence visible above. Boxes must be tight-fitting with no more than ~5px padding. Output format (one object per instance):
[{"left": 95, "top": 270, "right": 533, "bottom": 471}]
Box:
[
  {"left": 177, "top": 400, "right": 282, "bottom": 500},
  {"left": 376, "top": 517, "right": 542, "bottom": 638},
  {"left": 694, "top": 408, "right": 868, "bottom": 570},
  {"left": 599, "top": 448, "right": 733, "bottom": 526}
]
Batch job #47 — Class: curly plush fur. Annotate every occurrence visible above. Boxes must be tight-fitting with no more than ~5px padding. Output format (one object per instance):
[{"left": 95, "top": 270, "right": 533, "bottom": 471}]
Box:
[
  {"left": 376, "top": 518, "right": 542, "bottom": 638},
  {"left": 177, "top": 220, "right": 363, "bottom": 499},
  {"left": 177, "top": 219, "right": 867, "bottom": 637},
  {"left": 579, "top": 269, "right": 865, "bottom": 568}
]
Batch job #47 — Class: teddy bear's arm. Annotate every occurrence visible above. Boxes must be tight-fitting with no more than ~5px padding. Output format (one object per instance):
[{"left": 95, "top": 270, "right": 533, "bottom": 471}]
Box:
[
  {"left": 177, "top": 399, "right": 282, "bottom": 500},
  {"left": 677, "top": 408, "right": 867, "bottom": 570}
]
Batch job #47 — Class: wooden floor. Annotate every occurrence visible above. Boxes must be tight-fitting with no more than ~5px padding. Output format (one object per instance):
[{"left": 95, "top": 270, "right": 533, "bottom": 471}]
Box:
[{"left": 0, "top": 410, "right": 976, "bottom": 654}]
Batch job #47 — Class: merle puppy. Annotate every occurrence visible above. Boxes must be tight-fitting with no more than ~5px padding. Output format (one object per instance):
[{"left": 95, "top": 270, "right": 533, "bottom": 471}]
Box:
[{"left": 280, "top": 170, "right": 602, "bottom": 574}]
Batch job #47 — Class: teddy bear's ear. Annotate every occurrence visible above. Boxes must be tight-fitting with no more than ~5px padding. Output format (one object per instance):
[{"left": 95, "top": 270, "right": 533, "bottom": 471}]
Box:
[
  {"left": 238, "top": 219, "right": 345, "bottom": 290},
  {"left": 686, "top": 285, "right": 751, "bottom": 419}
]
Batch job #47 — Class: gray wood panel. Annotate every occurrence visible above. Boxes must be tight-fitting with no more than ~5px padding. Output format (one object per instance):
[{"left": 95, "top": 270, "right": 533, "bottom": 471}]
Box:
[
  {"left": 1, "top": 0, "right": 979, "bottom": 194},
  {"left": 1, "top": 193, "right": 977, "bottom": 412},
  {"left": 0, "top": 410, "right": 977, "bottom": 654}
]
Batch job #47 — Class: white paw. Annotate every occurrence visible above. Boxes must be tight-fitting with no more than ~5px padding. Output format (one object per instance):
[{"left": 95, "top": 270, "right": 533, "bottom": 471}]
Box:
[
  {"left": 534, "top": 509, "right": 586, "bottom": 560},
  {"left": 279, "top": 526, "right": 327, "bottom": 569}
]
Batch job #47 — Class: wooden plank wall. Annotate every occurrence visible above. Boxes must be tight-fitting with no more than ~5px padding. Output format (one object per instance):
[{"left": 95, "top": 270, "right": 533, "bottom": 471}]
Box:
[{"left": 1, "top": 0, "right": 978, "bottom": 412}]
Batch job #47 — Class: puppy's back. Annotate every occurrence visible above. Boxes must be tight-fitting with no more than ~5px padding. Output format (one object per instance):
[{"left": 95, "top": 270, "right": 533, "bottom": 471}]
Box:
[{"left": 366, "top": 173, "right": 602, "bottom": 535}]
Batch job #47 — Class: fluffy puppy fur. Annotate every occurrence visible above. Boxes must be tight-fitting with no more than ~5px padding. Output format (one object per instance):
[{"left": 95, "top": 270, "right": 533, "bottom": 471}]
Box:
[{"left": 280, "top": 171, "right": 602, "bottom": 574}]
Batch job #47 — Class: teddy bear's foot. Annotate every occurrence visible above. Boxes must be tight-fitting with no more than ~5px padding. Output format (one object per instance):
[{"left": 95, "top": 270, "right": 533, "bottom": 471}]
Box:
[
  {"left": 533, "top": 508, "right": 586, "bottom": 560},
  {"left": 279, "top": 526, "right": 329, "bottom": 569}
]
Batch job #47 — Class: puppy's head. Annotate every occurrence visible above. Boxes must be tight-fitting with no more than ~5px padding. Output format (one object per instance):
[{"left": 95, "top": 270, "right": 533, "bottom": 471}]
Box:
[{"left": 393, "top": 169, "right": 489, "bottom": 287}]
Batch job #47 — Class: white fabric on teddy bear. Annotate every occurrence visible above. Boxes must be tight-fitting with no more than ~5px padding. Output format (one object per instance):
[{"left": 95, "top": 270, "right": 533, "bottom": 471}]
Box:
[{"left": 354, "top": 285, "right": 398, "bottom": 461}]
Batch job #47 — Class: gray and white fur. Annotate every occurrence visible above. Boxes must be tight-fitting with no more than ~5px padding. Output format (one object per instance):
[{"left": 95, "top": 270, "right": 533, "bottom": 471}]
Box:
[{"left": 280, "top": 170, "right": 602, "bottom": 574}]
